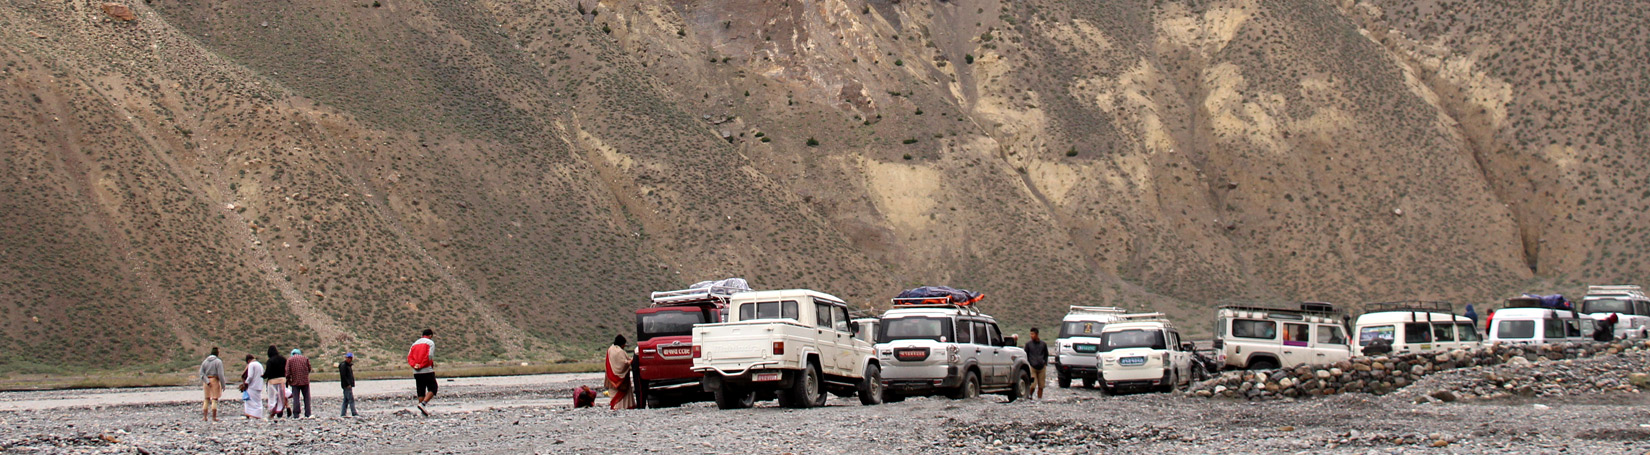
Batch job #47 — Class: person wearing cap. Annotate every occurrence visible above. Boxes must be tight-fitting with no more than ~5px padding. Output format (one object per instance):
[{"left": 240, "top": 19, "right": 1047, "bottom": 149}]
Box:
[
  {"left": 339, "top": 352, "right": 359, "bottom": 417},
  {"left": 285, "top": 348, "right": 313, "bottom": 418}
]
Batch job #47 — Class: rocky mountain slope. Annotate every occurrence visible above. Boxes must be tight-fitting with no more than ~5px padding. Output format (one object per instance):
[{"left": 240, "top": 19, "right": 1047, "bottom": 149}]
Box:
[{"left": 1, "top": 0, "right": 1644, "bottom": 373}]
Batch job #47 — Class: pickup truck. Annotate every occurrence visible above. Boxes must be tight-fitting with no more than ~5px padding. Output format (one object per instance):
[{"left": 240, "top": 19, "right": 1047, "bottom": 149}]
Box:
[{"left": 691, "top": 289, "right": 883, "bottom": 409}]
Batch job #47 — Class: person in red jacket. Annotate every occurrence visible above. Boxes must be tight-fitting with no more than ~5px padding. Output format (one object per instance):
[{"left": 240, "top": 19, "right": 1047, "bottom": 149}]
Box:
[{"left": 408, "top": 329, "right": 437, "bottom": 416}]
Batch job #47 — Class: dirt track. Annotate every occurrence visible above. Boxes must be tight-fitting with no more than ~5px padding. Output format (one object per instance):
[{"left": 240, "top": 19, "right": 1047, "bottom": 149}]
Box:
[{"left": 3, "top": 370, "right": 1649, "bottom": 454}]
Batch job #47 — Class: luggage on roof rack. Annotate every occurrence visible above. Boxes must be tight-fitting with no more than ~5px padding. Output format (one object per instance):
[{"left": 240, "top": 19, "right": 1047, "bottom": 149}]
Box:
[
  {"left": 1219, "top": 302, "right": 1342, "bottom": 315},
  {"left": 891, "top": 286, "right": 984, "bottom": 307},
  {"left": 649, "top": 278, "right": 752, "bottom": 306},
  {"left": 1506, "top": 294, "right": 1572, "bottom": 310},
  {"left": 1364, "top": 301, "right": 1453, "bottom": 314}
]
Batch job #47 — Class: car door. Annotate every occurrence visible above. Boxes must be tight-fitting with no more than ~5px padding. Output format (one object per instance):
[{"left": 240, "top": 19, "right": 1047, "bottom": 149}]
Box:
[
  {"left": 830, "top": 305, "right": 857, "bottom": 376},
  {"left": 1313, "top": 324, "right": 1351, "bottom": 363},
  {"left": 985, "top": 322, "right": 1007, "bottom": 385},
  {"left": 812, "top": 301, "right": 840, "bottom": 372},
  {"left": 1281, "top": 322, "right": 1312, "bottom": 367},
  {"left": 970, "top": 320, "right": 995, "bottom": 384}
]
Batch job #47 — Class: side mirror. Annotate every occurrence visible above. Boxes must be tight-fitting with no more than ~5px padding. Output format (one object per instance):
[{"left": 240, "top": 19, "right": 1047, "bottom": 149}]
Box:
[
  {"left": 1211, "top": 339, "right": 1224, "bottom": 349},
  {"left": 849, "top": 321, "right": 860, "bottom": 335},
  {"left": 1004, "top": 334, "right": 1019, "bottom": 347}
]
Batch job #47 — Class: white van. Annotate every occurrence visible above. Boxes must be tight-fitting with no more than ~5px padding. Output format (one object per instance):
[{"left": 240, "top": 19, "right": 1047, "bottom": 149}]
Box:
[
  {"left": 1052, "top": 306, "right": 1126, "bottom": 388},
  {"left": 1353, "top": 302, "right": 1481, "bottom": 356},
  {"left": 1488, "top": 297, "right": 1597, "bottom": 345},
  {"left": 1213, "top": 302, "right": 1351, "bottom": 370},
  {"left": 1580, "top": 285, "right": 1650, "bottom": 339}
]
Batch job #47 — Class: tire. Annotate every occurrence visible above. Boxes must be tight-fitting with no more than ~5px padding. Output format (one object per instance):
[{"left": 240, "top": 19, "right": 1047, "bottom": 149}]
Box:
[
  {"left": 947, "top": 371, "right": 981, "bottom": 399},
  {"left": 713, "top": 381, "right": 754, "bottom": 410},
  {"left": 1081, "top": 376, "right": 1096, "bottom": 389},
  {"left": 780, "top": 363, "right": 824, "bottom": 409},
  {"left": 1157, "top": 371, "right": 1175, "bottom": 393},
  {"left": 857, "top": 364, "right": 884, "bottom": 406},
  {"left": 635, "top": 379, "right": 651, "bottom": 409},
  {"left": 1005, "top": 368, "right": 1032, "bottom": 402},
  {"left": 1248, "top": 358, "right": 1280, "bottom": 371},
  {"left": 1056, "top": 370, "right": 1072, "bottom": 389}
]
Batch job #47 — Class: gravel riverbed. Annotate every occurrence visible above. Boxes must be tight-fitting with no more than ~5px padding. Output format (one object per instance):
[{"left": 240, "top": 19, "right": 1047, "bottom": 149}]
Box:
[{"left": 2, "top": 369, "right": 1649, "bottom": 454}]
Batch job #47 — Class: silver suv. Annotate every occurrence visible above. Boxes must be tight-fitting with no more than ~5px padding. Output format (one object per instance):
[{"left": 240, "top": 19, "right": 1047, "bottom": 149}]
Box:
[{"left": 875, "top": 301, "right": 1033, "bottom": 402}]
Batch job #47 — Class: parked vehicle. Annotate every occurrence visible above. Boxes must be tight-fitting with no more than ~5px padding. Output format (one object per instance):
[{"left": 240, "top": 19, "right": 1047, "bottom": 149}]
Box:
[
  {"left": 1053, "top": 305, "right": 1126, "bottom": 388},
  {"left": 632, "top": 281, "right": 743, "bottom": 408},
  {"left": 1213, "top": 302, "right": 1351, "bottom": 370},
  {"left": 691, "top": 289, "right": 882, "bottom": 409},
  {"left": 852, "top": 317, "right": 880, "bottom": 344},
  {"left": 1353, "top": 301, "right": 1481, "bottom": 356},
  {"left": 1581, "top": 285, "right": 1650, "bottom": 339},
  {"left": 1095, "top": 313, "right": 1195, "bottom": 394},
  {"left": 874, "top": 290, "right": 1033, "bottom": 402},
  {"left": 1488, "top": 296, "right": 1597, "bottom": 345}
]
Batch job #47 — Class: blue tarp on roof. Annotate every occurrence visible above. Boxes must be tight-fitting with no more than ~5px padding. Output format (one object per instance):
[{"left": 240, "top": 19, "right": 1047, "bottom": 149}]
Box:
[
  {"left": 895, "top": 286, "right": 983, "bottom": 305},
  {"left": 1520, "top": 293, "right": 1573, "bottom": 309}
]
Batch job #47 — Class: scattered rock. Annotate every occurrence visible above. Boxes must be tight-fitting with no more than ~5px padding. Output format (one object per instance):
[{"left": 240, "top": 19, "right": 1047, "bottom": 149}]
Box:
[{"left": 100, "top": 3, "right": 135, "bottom": 21}]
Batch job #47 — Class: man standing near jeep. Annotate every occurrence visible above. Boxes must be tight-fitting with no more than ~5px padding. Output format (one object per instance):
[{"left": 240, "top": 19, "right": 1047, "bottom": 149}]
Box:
[{"left": 1024, "top": 328, "right": 1049, "bottom": 400}]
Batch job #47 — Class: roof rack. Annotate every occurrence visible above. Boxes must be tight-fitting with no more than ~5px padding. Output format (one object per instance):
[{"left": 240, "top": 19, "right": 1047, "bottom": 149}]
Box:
[
  {"left": 1219, "top": 302, "right": 1343, "bottom": 315},
  {"left": 649, "top": 284, "right": 747, "bottom": 306},
  {"left": 1114, "top": 312, "right": 1171, "bottom": 323},
  {"left": 1068, "top": 305, "right": 1126, "bottom": 315},
  {"left": 1363, "top": 301, "right": 1453, "bottom": 314},
  {"left": 1586, "top": 285, "right": 1647, "bottom": 299}
]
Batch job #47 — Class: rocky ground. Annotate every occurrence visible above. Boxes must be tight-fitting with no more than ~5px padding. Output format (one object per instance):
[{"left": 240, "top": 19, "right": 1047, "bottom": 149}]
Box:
[{"left": 3, "top": 368, "right": 1649, "bottom": 454}]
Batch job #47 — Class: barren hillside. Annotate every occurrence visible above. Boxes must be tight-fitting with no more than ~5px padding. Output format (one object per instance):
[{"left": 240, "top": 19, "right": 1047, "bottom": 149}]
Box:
[{"left": 1, "top": 0, "right": 1644, "bottom": 374}]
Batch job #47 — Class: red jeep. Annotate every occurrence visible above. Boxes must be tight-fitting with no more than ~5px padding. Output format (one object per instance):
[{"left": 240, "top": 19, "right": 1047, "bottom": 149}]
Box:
[{"left": 633, "top": 285, "right": 737, "bottom": 408}]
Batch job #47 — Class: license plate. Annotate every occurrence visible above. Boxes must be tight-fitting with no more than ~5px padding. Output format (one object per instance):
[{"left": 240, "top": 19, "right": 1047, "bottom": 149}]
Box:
[
  {"left": 753, "top": 372, "right": 782, "bottom": 382},
  {"left": 1073, "top": 344, "right": 1099, "bottom": 354},
  {"left": 660, "top": 347, "right": 691, "bottom": 357},
  {"left": 1119, "top": 357, "right": 1145, "bottom": 366}
]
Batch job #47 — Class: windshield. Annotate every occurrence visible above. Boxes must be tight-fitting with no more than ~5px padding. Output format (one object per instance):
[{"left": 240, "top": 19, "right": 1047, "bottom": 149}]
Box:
[
  {"left": 637, "top": 310, "right": 710, "bottom": 342},
  {"left": 1583, "top": 299, "right": 1633, "bottom": 314},
  {"left": 1098, "top": 329, "right": 1164, "bottom": 352},
  {"left": 1358, "top": 325, "right": 1394, "bottom": 346},
  {"left": 1497, "top": 320, "right": 1534, "bottom": 339},
  {"left": 1059, "top": 321, "right": 1107, "bottom": 338},
  {"left": 878, "top": 317, "right": 954, "bottom": 343}
]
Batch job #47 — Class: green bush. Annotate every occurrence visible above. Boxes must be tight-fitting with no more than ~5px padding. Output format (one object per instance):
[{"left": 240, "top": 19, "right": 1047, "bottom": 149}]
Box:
[{"left": 806, "top": 137, "right": 819, "bottom": 147}]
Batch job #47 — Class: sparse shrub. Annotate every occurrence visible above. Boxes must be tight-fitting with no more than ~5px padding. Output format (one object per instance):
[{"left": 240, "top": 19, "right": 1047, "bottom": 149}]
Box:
[
  {"left": 903, "top": 138, "right": 918, "bottom": 144},
  {"left": 806, "top": 137, "right": 819, "bottom": 147},
  {"left": 894, "top": 59, "right": 904, "bottom": 66},
  {"left": 1065, "top": 147, "right": 1078, "bottom": 157},
  {"left": 965, "top": 54, "right": 974, "bottom": 64},
  {"left": 602, "top": 24, "right": 611, "bottom": 34},
  {"left": 902, "top": 154, "right": 913, "bottom": 160},
  {"left": 915, "top": 109, "right": 923, "bottom": 115}
]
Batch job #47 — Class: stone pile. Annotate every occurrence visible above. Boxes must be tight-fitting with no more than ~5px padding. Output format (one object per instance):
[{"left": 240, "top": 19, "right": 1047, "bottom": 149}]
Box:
[{"left": 1187, "top": 340, "right": 1650, "bottom": 401}]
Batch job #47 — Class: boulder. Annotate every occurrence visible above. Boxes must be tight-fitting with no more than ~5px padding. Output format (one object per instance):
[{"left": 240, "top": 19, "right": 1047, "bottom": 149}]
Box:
[{"left": 100, "top": 3, "right": 135, "bottom": 21}]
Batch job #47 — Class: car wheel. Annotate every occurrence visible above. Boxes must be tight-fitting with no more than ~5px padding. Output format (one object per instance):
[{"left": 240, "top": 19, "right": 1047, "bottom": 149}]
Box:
[
  {"left": 947, "top": 370, "right": 981, "bottom": 399},
  {"left": 1081, "top": 377, "right": 1096, "bottom": 389},
  {"left": 713, "top": 382, "right": 754, "bottom": 410},
  {"left": 858, "top": 364, "right": 884, "bottom": 406},
  {"left": 1248, "top": 358, "right": 1280, "bottom": 371},
  {"left": 635, "top": 379, "right": 650, "bottom": 409},
  {"left": 1056, "top": 370, "right": 1072, "bottom": 389},
  {"left": 781, "top": 363, "right": 824, "bottom": 409},
  {"left": 1005, "top": 368, "right": 1032, "bottom": 402}
]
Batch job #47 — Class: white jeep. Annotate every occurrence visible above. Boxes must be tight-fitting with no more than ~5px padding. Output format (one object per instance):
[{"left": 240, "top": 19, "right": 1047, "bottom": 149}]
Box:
[
  {"left": 874, "top": 301, "right": 1033, "bottom": 402},
  {"left": 1095, "top": 314, "right": 1195, "bottom": 394},
  {"left": 1214, "top": 302, "right": 1351, "bottom": 370},
  {"left": 691, "top": 289, "right": 883, "bottom": 409},
  {"left": 1052, "top": 305, "right": 1126, "bottom": 388}
]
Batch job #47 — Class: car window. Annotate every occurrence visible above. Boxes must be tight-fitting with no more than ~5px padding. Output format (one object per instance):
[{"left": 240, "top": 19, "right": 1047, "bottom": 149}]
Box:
[
  {"left": 1456, "top": 323, "right": 1481, "bottom": 342},
  {"left": 1358, "top": 325, "right": 1394, "bottom": 346},
  {"left": 637, "top": 310, "right": 708, "bottom": 342},
  {"left": 1497, "top": 320, "right": 1534, "bottom": 339},
  {"left": 740, "top": 301, "right": 797, "bottom": 321},
  {"left": 1565, "top": 319, "right": 1581, "bottom": 337},
  {"left": 1403, "top": 322, "right": 1432, "bottom": 343},
  {"left": 972, "top": 321, "right": 990, "bottom": 346},
  {"left": 987, "top": 323, "right": 1003, "bottom": 346},
  {"left": 815, "top": 303, "right": 833, "bottom": 329},
  {"left": 1543, "top": 319, "right": 1566, "bottom": 338},
  {"left": 1316, "top": 325, "right": 1347, "bottom": 345},
  {"left": 1283, "top": 323, "right": 1310, "bottom": 346},
  {"left": 1432, "top": 323, "right": 1455, "bottom": 342},
  {"left": 833, "top": 306, "right": 850, "bottom": 332},
  {"left": 1232, "top": 319, "right": 1276, "bottom": 339},
  {"left": 878, "top": 317, "right": 953, "bottom": 343},
  {"left": 954, "top": 318, "right": 973, "bottom": 344},
  {"left": 1060, "top": 321, "right": 1105, "bottom": 338},
  {"left": 1098, "top": 329, "right": 1166, "bottom": 352}
]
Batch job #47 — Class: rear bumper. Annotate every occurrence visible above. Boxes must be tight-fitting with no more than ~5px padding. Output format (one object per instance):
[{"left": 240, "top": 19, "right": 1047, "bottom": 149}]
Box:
[
  {"left": 693, "top": 361, "right": 782, "bottom": 379},
  {"left": 1057, "top": 364, "right": 1099, "bottom": 378},
  {"left": 880, "top": 365, "right": 962, "bottom": 391},
  {"left": 1101, "top": 367, "right": 1167, "bottom": 383}
]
